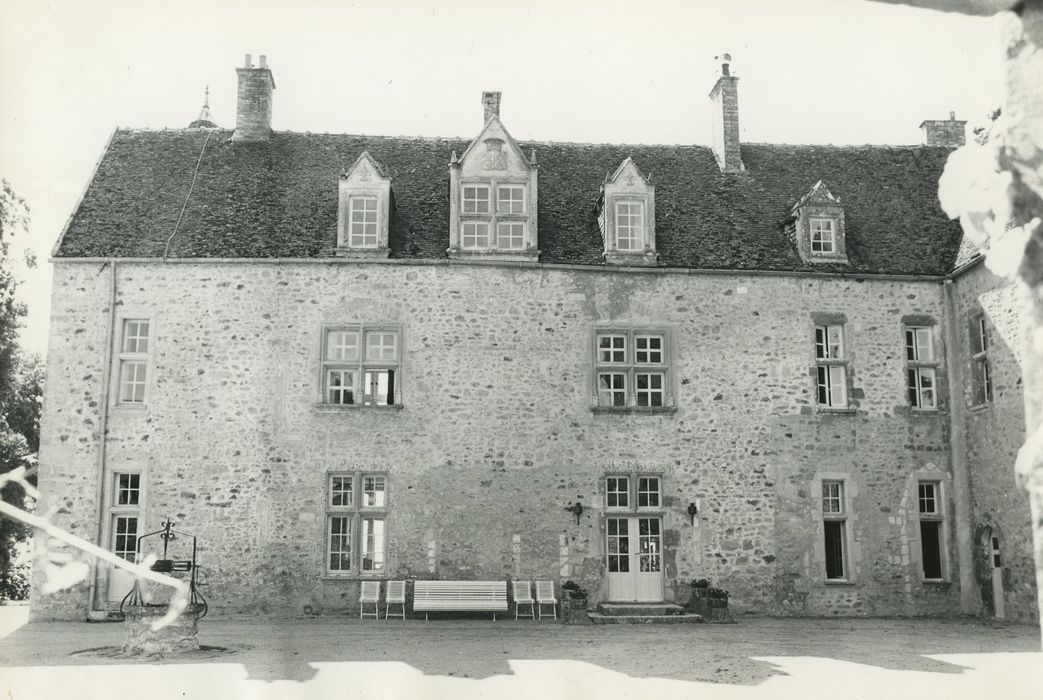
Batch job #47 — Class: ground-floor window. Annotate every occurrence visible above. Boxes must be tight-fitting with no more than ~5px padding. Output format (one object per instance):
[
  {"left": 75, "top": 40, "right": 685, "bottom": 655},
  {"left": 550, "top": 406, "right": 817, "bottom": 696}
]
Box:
[
  {"left": 325, "top": 472, "right": 388, "bottom": 575},
  {"left": 109, "top": 472, "right": 142, "bottom": 561},
  {"left": 821, "top": 479, "right": 847, "bottom": 580},
  {"left": 918, "top": 481, "right": 945, "bottom": 580}
]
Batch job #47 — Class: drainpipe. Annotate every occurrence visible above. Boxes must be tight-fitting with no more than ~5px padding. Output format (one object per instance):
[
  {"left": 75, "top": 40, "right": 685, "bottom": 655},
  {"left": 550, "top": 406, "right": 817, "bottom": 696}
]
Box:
[
  {"left": 85, "top": 260, "right": 117, "bottom": 617},
  {"left": 943, "top": 278, "right": 978, "bottom": 614}
]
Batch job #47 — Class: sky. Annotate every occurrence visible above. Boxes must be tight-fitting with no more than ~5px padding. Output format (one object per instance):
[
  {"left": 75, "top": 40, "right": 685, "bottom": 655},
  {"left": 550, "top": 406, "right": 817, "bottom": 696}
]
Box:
[{"left": 0, "top": 0, "right": 1006, "bottom": 355}]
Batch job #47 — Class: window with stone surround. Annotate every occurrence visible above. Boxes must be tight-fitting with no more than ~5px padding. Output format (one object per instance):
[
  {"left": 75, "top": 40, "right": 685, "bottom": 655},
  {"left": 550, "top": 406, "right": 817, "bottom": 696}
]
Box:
[
  {"left": 320, "top": 325, "right": 401, "bottom": 407},
  {"left": 336, "top": 151, "right": 392, "bottom": 257},
  {"left": 593, "top": 328, "right": 672, "bottom": 411},
  {"left": 787, "top": 181, "right": 848, "bottom": 264},
  {"left": 917, "top": 481, "right": 945, "bottom": 580},
  {"left": 596, "top": 158, "right": 657, "bottom": 266},
  {"left": 905, "top": 325, "right": 938, "bottom": 410},
  {"left": 116, "top": 319, "right": 150, "bottom": 406},
  {"left": 604, "top": 474, "right": 662, "bottom": 511},
  {"left": 814, "top": 323, "right": 848, "bottom": 408},
  {"left": 969, "top": 313, "right": 993, "bottom": 405},
  {"left": 822, "top": 480, "right": 847, "bottom": 580},
  {"left": 110, "top": 472, "right": 142, "bottom": 562},
  {"left": 326, "top": 472, "right": 388, "bottom": 575}
]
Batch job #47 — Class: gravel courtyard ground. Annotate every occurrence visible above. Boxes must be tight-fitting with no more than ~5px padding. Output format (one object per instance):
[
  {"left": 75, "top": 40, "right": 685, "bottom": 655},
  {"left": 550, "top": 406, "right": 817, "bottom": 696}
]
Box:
[{"left": 1, "top": 606, "right": 1040, "bottom": 700}]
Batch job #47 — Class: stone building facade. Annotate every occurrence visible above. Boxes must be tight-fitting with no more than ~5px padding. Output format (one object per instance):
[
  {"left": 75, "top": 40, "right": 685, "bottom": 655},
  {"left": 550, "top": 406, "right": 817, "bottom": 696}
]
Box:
[{"left": 31, "top": 54, "right": 1035, "bottom": 621}]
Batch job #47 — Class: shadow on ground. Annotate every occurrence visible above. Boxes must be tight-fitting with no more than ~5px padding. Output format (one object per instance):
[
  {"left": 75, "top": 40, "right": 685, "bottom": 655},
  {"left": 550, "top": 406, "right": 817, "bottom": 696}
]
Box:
[{"left": 4, "top": 614, "right": 1036, "bottom": 687}]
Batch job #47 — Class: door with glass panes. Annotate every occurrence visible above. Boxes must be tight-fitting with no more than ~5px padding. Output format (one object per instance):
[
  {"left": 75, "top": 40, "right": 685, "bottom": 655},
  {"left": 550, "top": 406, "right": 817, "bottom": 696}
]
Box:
[{"left": 604, "top": 475, "right": 664, "bottom": 602}]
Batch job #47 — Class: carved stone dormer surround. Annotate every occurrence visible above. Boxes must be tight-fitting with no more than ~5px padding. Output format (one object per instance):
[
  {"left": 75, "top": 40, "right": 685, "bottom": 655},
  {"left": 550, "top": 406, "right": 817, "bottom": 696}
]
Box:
[
  {"left": 597, "top": 157, "right": 658, "bottom": 267},
  {"left": 336, "top": 151, "right": 392, "bottom": 258},
  {"left": 787, "top": 180, "right": 849, "bottom": 265},
  {"left": 448, "top": 114, "right": 539, "bottom": 262}
]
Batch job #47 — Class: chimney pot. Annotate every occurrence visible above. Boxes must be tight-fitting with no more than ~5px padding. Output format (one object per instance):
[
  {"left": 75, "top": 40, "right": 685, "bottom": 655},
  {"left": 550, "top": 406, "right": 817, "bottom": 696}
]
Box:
[
  {"left": 244, "top": 53, "right": 252, "bottom": 68},
  {"left": 482, "top": 91, "right": 502, "bottom": 125},
  {"left": 260, "top": 55, "right": 267, "bottom": 69},
  {"left": 949, "top": 110, "right": 956, "bottom": 120}
]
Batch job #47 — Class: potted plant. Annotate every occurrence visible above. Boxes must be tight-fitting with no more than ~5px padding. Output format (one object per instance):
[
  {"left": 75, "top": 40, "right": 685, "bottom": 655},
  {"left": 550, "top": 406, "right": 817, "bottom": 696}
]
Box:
[
  {"left": 688, "top": 579, "right": 733, "bottom": 622},
  {"left": 561, "top": 580, "right": 589, "bottom": 601}
]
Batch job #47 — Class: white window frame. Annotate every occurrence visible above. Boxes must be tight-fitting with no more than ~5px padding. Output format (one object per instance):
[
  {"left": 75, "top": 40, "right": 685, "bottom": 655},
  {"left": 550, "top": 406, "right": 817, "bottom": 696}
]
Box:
[
  {"left": 325, "top": 472, "right": 389, "bottom": 576},
  {"left": 605, "top": 474, "right": 663, "bottom": 512},
  {"left": 459, "top": 179, "right": 529, "bottom": 251},
  {"left": 814, "top": 323, "right": 848, "bottom": 408},
  {"left": 109, "top": 471, "right": 143, "bottom": 563},
  {"left": 970, "top": 313, "right": 993, "bottom": 405},
  {"left": 614, "top": 200, "right": 646, "bottom": 251},
  {"left": 809, "top": 218, "right": 837, "bottom": 254},
  {"left": 821, "top": 480, "right": 847, "bottom": 581},
  {"left": 905, "top": 325, "right": 938, "bottom": 410},
  {"left": 348, "top": 195, "right": 379, "bottom": 249},
  {"left": 917, "top": 481, "right": 946, "bottom": 581},
  {"left": 594, "top": 329, "right": 672, "bottom": 410},
  {"left": 320, "top": 325, "right": 402, "bottom": 407},
  {"left": 116, "top": 318, "right": 151, "bottom": 406}
]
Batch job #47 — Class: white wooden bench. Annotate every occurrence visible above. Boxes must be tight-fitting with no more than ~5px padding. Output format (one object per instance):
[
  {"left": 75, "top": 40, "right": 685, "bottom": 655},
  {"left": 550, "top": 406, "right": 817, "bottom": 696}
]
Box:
[{"left": 412, "top": 580, "right": 508, "bottom": 620}]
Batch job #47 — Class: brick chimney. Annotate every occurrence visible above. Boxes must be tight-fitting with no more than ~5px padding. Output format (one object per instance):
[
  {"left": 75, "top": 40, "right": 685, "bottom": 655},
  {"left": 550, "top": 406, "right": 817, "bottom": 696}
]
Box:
[
  {"left": 708, "top": 53, "right": 744, "bottom": 173},
  {"left": 232, "top": 53, "right": 276, "bottom": 142},
  {"left": 482, "top": 91, "right": 501, "bottom": 125},
  {"left": 919, "top": 111, "right": 967, "bottom": 147}
]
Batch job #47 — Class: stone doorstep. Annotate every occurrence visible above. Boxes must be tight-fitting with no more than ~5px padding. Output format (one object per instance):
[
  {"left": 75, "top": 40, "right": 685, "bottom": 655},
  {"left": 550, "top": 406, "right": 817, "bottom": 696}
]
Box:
[
  {"left": 596, "top": 603, "right": 687, "bottom": 616},
  {"left": 586, "top": 611, "right": 704, "bottom": 624}
]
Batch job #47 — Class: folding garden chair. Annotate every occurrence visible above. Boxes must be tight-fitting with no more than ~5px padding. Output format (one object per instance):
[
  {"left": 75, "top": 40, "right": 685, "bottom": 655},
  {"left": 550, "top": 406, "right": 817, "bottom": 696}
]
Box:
[
  {"left": 535, "top": 580, "right": 557, "bottom": 620},
  {"left": 513, "top": 580, "right": 535, "bottom": 620},
  {"left": 385, "top": 580, "right": 406, "bottom": 620},
  {"left": 359, "top": 580, "right": 381, "bottom": 619}
]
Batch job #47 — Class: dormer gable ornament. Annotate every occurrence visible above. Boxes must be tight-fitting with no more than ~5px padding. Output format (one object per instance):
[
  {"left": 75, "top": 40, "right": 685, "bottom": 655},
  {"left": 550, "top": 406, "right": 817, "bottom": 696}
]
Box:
[
  {"left": 336, "top": 151, "right": 392, "bottom": 258},
  {"left": 596, "top": 157, "right": 658, "bottom": 267},
  {"left": 786, "top": 180, "right": 849, "bottom": 264}
]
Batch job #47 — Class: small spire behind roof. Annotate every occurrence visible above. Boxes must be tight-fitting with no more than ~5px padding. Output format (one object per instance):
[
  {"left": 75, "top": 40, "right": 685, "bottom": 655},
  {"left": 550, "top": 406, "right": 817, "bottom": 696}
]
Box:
[{"left": 188, "top": 85, "right": 219, "bottom": 129}]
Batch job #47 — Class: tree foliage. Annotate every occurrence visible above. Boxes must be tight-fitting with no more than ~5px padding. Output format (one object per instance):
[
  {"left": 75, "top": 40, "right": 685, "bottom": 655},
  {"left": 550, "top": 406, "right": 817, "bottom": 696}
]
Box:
[{"left": 0, "top": 178, "right": 42, "bottom": 600}]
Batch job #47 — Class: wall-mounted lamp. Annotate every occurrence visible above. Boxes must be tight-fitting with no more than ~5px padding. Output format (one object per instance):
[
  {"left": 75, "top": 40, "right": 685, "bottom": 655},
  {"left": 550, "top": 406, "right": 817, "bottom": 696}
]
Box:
[
  {"left": 566, "top": 502, "right": 584, "bottom": 525},
  {"left": 687, "top": 502, "right": 698, "bottom": 525}
]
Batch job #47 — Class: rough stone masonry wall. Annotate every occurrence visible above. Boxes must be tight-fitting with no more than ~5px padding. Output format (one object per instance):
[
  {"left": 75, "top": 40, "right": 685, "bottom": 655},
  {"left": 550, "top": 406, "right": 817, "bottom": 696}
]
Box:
[
  {"left": 33, "top": 261, "right": 962, "bottom": 619},
  {"left": 952, "top": 262, "right": 1037, "bottom": 622}
]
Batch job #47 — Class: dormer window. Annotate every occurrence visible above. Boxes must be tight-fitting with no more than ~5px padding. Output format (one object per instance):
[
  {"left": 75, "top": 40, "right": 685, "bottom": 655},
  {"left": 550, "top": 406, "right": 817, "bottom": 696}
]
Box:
[
  {"left": 597, "top": 158, "right": 657, "bottom": 267},
  {"left": 337, "top": 152, "right": 392, "bottom": 258},
  {"left": 448, "top": 94, "right": 539, "bottom": 262},
  {"left": 809, "top": 218, "right": 836, "bottom": 254},
  {"left": 787, "top": 181, "right": 848, "bottom": 265}
]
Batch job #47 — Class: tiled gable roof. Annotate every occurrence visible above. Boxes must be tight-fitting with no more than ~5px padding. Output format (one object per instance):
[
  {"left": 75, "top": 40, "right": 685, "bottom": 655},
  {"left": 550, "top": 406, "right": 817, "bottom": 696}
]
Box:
[{"left": 56, "top": 128, "right": 965, "bottom": 276}]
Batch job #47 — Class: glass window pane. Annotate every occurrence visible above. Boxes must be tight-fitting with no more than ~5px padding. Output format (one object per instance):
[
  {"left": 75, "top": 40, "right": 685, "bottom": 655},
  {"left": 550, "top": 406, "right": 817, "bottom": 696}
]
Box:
[
  {"left": 362, "top": 517, "right": 385, "bottom": 571},
  {"left": 364, "top": 331, "right": 397, "bottom": 361},
  {"left": 363, "top": 476, "right": 386, "bottom": 507},
  {"left": 326, "top": 331, "right": 360, "bottom": 361},
  {"left": 330, "top": 475, "right": 353, "bottom": 507}
]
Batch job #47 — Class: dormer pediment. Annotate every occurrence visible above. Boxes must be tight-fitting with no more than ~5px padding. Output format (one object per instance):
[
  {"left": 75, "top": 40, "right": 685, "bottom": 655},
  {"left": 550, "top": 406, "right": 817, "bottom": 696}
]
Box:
[
  {"left": 458, "top": 117, "right": 533, "bottom": 176},
  {"left": 787, "top": 180, "right": 848, "bottom": 265},
  {"left": 605, "top": 157, "right": 650, "bottom": 190},
  {"left": 342, "top": 151, "right": 390, "bottom": 187},
  {"left": 337, "top": 151, "right": 392, "bottom": 258}
]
